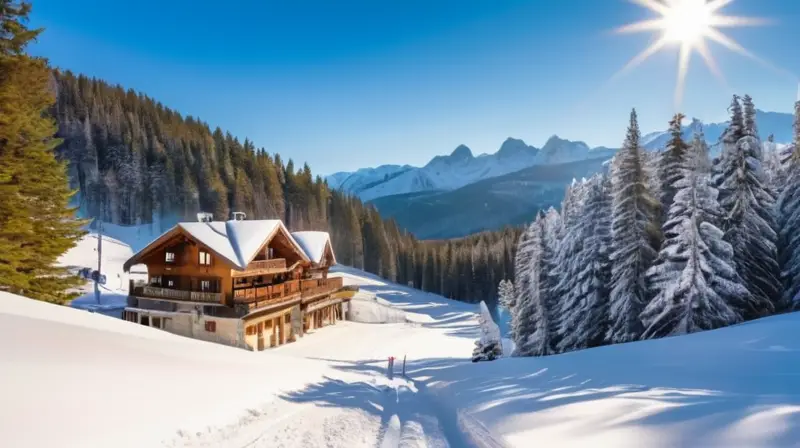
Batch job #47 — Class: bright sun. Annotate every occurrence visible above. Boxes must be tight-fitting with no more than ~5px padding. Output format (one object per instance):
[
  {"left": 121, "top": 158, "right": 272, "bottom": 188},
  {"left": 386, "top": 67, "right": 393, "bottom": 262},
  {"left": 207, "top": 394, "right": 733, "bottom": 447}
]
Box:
[
  {"left": 662, "top": 0, "right": 713, "bottom": 44},
  {"left": 615, "top": 0, "right": 768, "bottom": 109}
]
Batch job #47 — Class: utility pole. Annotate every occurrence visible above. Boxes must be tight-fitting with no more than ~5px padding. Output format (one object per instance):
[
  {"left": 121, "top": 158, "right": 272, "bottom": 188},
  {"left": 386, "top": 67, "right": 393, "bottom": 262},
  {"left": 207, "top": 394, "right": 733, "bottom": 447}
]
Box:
[{"left": 95, "top": 218, "right": 103, "bottom": 305}]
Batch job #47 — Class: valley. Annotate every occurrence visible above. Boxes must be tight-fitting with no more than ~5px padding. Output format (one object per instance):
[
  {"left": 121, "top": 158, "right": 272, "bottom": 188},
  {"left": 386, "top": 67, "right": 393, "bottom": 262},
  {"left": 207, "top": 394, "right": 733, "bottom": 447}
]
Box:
[{"left": 328, "top": 109, "right": 796, "bottom": 239}]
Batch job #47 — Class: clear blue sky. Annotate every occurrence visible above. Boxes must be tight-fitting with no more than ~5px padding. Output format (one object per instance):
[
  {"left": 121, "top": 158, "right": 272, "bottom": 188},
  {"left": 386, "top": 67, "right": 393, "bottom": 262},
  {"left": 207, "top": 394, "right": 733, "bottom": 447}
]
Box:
[{"left": 29, "top": 0, "right": 800, "bottom": 175}]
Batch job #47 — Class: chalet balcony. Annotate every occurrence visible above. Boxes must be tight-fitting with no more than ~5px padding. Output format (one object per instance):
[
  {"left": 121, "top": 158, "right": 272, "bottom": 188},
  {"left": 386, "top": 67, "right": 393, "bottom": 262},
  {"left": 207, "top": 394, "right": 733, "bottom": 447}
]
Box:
[
  {"left": 233, "top": 279, "right": 302, "bottom": 314},
  {"left": 132, "top": 285, "right": 221, "bottom": 304},
  {"left": 233, "top": 258, "right": 289, "bottom": 277},
  {"left": 300, "top": 277, "right": 344, "bottom": 300}
]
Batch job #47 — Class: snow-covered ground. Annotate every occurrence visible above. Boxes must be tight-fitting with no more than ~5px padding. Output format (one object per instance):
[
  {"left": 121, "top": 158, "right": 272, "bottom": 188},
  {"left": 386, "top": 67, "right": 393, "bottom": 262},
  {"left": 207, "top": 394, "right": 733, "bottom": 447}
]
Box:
[{"left": 5, "top": 224, "right": 800, "bottom": 447}]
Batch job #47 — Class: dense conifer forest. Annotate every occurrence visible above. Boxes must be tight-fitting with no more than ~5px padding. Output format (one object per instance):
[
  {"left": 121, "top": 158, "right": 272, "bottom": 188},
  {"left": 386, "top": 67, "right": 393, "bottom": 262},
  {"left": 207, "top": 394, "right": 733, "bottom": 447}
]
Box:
[
  {"left": 51, "top": 71, "right": 520, "bottom": 311},
  {"left": 506, "top": 94, "right": 800, "bottom": 357}
]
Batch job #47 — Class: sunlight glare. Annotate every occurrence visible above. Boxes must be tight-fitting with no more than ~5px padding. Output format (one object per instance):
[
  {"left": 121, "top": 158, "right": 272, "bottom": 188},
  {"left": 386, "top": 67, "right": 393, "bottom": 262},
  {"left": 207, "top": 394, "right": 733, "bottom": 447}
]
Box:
[
  {"left": 614, "top": 0, "right": 770, "bottom": 109},
  {"left": 663, "top": 0, "right": 712, "bottom": 45}
]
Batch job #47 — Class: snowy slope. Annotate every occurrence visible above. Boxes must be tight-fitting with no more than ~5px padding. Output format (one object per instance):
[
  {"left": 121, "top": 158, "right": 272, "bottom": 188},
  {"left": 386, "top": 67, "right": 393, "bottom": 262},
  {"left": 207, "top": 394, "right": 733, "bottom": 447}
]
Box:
[
  {"left": 11, "top": 226, "right": 800, "bottom": 447},
  {"left": 411, "top": 313, "right": 800, "bottom": 447}
]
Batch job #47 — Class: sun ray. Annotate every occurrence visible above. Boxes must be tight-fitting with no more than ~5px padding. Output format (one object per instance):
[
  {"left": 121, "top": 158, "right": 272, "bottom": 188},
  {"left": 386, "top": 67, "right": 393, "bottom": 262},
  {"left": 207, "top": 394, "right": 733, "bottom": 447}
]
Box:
[
  {"left": 707, "top": 0, "right": 735, "bottom": 12},
  {"left": 611, "top": 0, "right": 789, "bottom": 109},
  {"left": 615, "top": 19, "right": 666, "bottom": 34},
  {"left": 694, "top": 39, "right": 727, "bottom": 86},
  {"left": 675, "top": 43, "right": 692, "bottom": 110},
  {"left": 611, "top": 37, "right": 669, "bottom": 82},
  {"left": 710, "top": 15, "right": 771, "bottom": 28},
  {"left": 703, "top": 28, "right": 757, "bottom": 59}
]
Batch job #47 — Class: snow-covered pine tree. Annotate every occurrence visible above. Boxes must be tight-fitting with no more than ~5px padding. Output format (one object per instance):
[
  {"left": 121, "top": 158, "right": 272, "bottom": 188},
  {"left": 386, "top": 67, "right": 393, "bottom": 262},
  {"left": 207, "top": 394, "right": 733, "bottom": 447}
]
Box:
[
  {"left": 607, "top": 109, "right": 662, "bottom": 344},
  {"left": 743, "top": 94, "right": 758, "bottom": 138},
  {"left": 658, "top": 113, "right": 690, "bottom": 218},
  {"left": 560, "top": 179, "right": 588, "bottom": 235},
  {"left": 472, "top": 301, "right": 503, "bottom": 362},
  {"left": 514, "top": 212, "right": 558, "bottom": 357},
  {"left": 717, "top": 131, "right": 783, "bottom": 317},
  {"left": 510, "top": 222, "right": 537, "bottom": 344},
  {"left": 498, "top": 279, "right": 515, "bottom": 311},
  {"left": 713, "top": 95, "right": 745, "bottom": 188},
  {"left": 641, "top": 133, "right": 747, "bottom": 338},
  {"left": 762, "top": 135, "right": 786, "bottom": 194},
  {"left": 555, "top": 174, "right": 612, "bottom": 352},
  {"left": 777, "top": 99, "right": 800, "bottom": 309}
]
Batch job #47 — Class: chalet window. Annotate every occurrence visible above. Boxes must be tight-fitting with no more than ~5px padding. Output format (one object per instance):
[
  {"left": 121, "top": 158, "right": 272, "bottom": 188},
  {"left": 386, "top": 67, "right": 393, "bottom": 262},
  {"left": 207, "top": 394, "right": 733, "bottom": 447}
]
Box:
[
  {"left": 246, "top": 325, "right": 256, "bottom": 336},
  {"left": 150, "top": 276, "right": 161, "bottom": 286},
  {"left": 199, "top": 251, "right": 212, "bottom": 266},
  {"left": 200, "top": 280, "right": 211, "bottom": 292},
  {"left": 141, "top": 316, "right": 150, "bottom": 326},
  {"left": 166, "top": 279, "right": 175, "bottom": 288},
  {"left": 165, "top": 251, "right": 175, "bottom": 263},
  {"left": 267, "top": 247, "right": 274, "bottom": 259},
  {"left": 152, "top": 317, "right": 161, "bottom": 328},
  {"left": 205, "top": 320, "right": 216, "bottom": 333}
]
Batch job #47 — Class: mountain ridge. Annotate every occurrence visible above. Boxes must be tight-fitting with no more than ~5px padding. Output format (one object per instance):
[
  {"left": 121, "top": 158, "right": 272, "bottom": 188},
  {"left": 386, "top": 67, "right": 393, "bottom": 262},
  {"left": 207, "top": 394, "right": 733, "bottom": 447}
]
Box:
[{"left": 327, "top": 109, "right": 794, "bottom": 202}]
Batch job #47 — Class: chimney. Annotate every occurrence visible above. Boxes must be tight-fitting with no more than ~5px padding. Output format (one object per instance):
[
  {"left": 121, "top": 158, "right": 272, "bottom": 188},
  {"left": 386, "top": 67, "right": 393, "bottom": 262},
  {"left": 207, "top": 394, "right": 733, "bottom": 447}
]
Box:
[
  {"left": 231, "top": 211, "right": 247, "bottom": 221},
  {"left": 196, "top": 212, "right": 213, "bottom": 223}
]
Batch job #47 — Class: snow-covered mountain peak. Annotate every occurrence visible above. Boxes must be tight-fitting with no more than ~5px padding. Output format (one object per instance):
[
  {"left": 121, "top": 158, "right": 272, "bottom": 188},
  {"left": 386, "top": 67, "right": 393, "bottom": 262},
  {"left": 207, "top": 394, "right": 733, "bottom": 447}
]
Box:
[
  {"left": 497, "top": 137, "right": 538, "bottom": 159},
  {"left": 451, "top": 144, "right": 473, "bottom": 159}
]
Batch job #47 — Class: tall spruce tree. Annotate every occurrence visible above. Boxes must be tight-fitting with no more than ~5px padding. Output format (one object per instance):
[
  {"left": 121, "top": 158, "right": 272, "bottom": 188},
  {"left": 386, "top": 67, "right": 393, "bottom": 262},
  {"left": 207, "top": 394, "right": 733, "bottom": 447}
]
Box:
[
  {"left": 641, "top": 133, "right": 746, "bottom": 338},
  {"left": 716, "top": 97, "right": 783, "bottom": 317},
  {"left": 742, "top": 94, "right": 758, "bottom": 138},
  {"left": 658, "top": 113, "right": 690, "bottom": 218},
  {"left": 514, "top": 212, "right": 558, "bottom": 357},
  {"left": 607, "top": 109, "right": 661, "bottom": 343},
  {"left": 0, "top": 1, "right": 84, "bottom": 303},
  {"left": 555, "top": 174, "right": 612, "bottom": 352},
  {"left": 778, "top": 99, "right": 800, "bottom": 308}
]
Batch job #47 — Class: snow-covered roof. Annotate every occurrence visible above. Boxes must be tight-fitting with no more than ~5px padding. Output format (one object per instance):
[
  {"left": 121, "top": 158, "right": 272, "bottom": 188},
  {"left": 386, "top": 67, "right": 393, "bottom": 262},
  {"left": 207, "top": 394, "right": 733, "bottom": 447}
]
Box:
[
  {"left": 291, "top": 231, "right": 336, "bottom": 266},
  {"left": 124, "top": 219, "right": 311, "bottom": 271}
]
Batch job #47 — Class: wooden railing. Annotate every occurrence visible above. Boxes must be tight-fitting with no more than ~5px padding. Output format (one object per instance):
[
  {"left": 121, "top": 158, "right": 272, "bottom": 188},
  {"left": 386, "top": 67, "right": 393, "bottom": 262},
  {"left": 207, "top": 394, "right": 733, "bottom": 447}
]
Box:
[
  {"left": 233, "top": 279, "right": 300, "bottom": 304},
  {"left": 300, "top": 277, "right": 344, "bottom": 299},
  {"left": 234, "top": 258, "right": 288, "bottom": 277},
  {"left": 132, "top": 285, "right": 221, "bottom": 304}
]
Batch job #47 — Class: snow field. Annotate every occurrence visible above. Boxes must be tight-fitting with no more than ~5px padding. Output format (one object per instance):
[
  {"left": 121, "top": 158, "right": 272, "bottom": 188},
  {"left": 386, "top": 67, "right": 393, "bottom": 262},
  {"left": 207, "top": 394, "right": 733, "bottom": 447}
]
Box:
[{"left": 9, "top": 224, "right": 800, "bottom": 447}]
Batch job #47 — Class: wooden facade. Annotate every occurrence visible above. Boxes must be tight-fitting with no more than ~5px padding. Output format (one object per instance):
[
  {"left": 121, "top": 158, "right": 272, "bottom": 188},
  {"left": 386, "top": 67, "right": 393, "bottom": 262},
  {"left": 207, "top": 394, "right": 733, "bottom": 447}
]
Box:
[{"left": 122, "top": 218, "right": 355, "bottom": 350}]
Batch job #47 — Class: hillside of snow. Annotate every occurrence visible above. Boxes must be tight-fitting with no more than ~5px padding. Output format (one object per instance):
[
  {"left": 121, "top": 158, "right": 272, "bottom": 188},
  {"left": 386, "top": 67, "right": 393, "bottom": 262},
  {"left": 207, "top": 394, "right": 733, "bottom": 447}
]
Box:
[
  {"left": 57, "top": 222, "right": 159, "bottom": 316},
  {"left": 6, "top": 224, "right": 800, "bottom": 447}
]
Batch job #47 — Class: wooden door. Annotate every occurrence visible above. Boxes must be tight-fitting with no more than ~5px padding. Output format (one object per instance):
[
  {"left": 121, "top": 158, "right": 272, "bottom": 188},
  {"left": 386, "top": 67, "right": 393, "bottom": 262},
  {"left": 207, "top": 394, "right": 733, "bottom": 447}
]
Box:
[{"left": 257, "top": 322, "right": 264, "bottom": 351}]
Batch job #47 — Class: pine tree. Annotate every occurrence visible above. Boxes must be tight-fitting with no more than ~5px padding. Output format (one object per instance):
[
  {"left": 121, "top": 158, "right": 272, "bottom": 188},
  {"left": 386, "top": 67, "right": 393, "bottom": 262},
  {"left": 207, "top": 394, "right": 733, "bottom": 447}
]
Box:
[
  {"left": 658, "top": 113, "right": 690, "bottom": 217},
  {"left": 716, "top": 100, "right": 783, "bottom": 317},
  {"left": 641, "top": 134, "right": 746, "bottom": 338},
  {"left": 513, "top": 213, "right": 557, "bottom": 357},
  {"left": 778, "top": 99, "right": 800, "bottom": 309},
  {"left": 607, "top": 109, "right": 661, "bottom": 343},
  {"left": 555, "top": 174, "right": 612, "bottom": 352},
  {"left": 0, "top": 1, "right": 85, "bottom": 303},
  {"left": 742, "top": 94, "right": 758, "bottom": 138},
  {"left": 498, "top": 279, "right": 515, "bottom": 312}
]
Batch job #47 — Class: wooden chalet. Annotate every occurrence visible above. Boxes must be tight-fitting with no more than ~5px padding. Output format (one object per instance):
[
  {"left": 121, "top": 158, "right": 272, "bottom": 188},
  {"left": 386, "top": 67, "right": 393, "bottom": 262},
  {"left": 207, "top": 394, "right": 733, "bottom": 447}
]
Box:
[{"left": 121, "top": 212, "right": 356, "bottom": 350}]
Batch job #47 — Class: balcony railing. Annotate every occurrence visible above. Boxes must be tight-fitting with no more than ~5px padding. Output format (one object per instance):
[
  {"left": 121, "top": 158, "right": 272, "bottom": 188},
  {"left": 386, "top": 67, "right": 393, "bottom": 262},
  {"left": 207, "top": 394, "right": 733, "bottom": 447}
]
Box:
[
  {"left": 132, "top": 285, "right": 221, "bottom": 304},
  {"left": 233, "top": 258, "right": 288, "bottom": 277},
  {"left": 234, "top": 279, "right": 300, "bottom": 303},
  {"left": 300, "top": 277, "right": 344, "bottom": 299}
]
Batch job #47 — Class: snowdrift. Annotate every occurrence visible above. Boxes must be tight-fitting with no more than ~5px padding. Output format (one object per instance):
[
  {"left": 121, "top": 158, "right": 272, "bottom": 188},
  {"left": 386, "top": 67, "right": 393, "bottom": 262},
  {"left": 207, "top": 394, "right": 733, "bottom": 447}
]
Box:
[
  {"left": 412, "top": 312, "right": 800, "bottom": 447},
  {"left": 346, "top": 292, "right": 408, "bottom": 324},
  {"left": 0, "top": 292, "right": 332, "bottom": 448}
]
